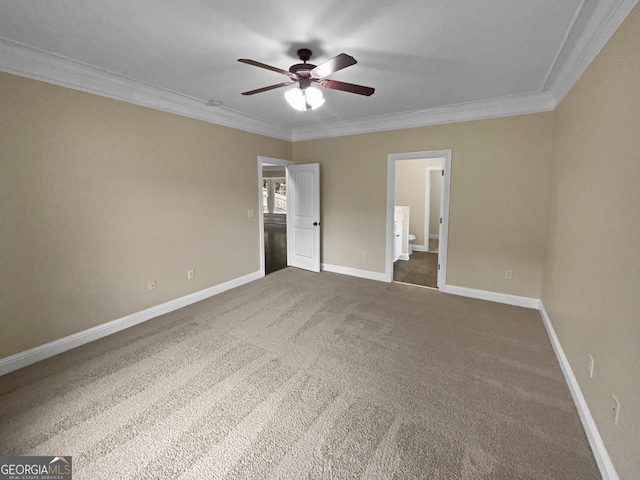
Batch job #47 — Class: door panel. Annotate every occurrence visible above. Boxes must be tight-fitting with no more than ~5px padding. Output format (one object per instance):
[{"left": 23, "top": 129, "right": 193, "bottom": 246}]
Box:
[{"left": 286, "top": 163, "right": 320, "bottom": 272}]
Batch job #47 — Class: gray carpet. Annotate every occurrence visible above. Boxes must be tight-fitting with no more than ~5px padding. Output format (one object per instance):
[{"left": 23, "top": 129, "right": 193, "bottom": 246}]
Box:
[{"left": 0, "top": 268, "right": 599, "bottom": 479}]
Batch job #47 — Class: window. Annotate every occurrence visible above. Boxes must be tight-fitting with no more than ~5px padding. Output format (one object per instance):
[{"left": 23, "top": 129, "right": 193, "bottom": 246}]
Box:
[{"left": 263, "top": 178, "right": 286, "bottom": 214}]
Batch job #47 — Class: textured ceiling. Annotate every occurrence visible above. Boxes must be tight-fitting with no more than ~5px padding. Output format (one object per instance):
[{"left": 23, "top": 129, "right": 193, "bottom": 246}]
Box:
[{"left": 0, "top": 0, "right": 636, "bottom": 140}]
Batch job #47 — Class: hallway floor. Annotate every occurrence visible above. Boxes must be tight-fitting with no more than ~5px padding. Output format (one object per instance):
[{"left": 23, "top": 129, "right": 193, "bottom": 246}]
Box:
[{"left": 265, "top": 223, "right": 287, "bottom": 274}]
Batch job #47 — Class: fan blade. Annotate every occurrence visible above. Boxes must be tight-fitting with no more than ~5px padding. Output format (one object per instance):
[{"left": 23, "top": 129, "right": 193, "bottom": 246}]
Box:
[
  {"left": 241, "top": 82, "right": 295, "bottom": 96},
  {"left": 311, "top": 53, "right": 357, "bottom": 78},
  {"left": 238, "top": 59, "right": 297, "bottom": 80},
  {"left": 319, "top": 79, "right": 375, "bottom": 96}
]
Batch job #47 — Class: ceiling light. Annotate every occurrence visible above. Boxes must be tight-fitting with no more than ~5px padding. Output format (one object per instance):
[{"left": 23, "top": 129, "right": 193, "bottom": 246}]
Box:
[{"left": 284, "top": 87, "right": 325, "bottom": 111}]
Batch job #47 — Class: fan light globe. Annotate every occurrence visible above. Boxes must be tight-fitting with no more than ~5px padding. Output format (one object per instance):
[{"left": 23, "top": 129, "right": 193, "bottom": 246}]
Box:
[{"left": 285, "top": 87, "right": 325, "bottom": 111}]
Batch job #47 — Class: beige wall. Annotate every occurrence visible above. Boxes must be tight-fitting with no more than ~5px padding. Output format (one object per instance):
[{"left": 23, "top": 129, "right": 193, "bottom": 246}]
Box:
[
  {"left": 0, "top": 72, "right": 291, "bottom": 358},
  {"left": 262, "top": 169, "right": 285, "bottom": 177},
  {"left": 294, "top": 113, "right": 553, "bottom": 297},
  {"left": 394, "top": 158, "right": 442, "bottom": 248},
  {"left": 542, "top": 5, "right": 640, "bottom": 478}
]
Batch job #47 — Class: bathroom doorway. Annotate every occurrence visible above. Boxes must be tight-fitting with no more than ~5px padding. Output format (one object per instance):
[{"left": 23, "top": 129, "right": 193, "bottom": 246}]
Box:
[
  {"left": 386, "top": 150, "right": 451, "bottom": 289},
  {"left": 393, "top": 160, "right": 442, "bottom": 288}
]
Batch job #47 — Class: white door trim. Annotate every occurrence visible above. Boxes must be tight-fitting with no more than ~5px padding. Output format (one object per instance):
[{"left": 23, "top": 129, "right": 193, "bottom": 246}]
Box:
[
  {"left": 424, "top": 166, "right": 442, "bottom": 252},
  {"left": 257, "top": 156, "right": 293, "bottom": 277},
  {"left": 386, "top": 150, "right": 452, "bottom": 287}
]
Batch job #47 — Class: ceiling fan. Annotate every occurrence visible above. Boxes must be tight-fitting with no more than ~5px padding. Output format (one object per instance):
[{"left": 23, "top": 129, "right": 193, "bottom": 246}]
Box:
[{"left": 238, "top": 48, "right": 375, "bottom": 111}]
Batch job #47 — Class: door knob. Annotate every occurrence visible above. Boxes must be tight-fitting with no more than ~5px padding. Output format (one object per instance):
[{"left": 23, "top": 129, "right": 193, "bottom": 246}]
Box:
[{"left": 313, "top": 222, "right": 319, "bottom": 226}]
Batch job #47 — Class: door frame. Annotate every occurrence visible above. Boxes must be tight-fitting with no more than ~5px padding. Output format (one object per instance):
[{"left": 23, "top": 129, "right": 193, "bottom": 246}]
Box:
[
  {"left": 257, "top": 156, "right": 293, "bottom": 277},
  {"left": 386, "top": 150, "right": 451, "bottom": 287}
]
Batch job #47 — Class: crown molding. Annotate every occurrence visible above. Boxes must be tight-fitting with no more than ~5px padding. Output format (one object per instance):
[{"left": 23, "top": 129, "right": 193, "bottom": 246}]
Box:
[
  {"left": 0, "top": 38, "right": 293, "bottom": 141},
  {"left": 0, "top": 37, "right": 555, "bottom": 142},
  {"left": 0, "top": 0, "right": 636, "bottom": 143},
  {"left": 546, "top": 0, "right": 638, "bottom": 104},
  {"left": 291, "top": 92, "right": 556, "bottom": 141},
  {"left": 0, "top": 39, "right": 555, "bottom": 142},
  {"left": 292, "top": 0, "right": 638, "bottom": 142}
]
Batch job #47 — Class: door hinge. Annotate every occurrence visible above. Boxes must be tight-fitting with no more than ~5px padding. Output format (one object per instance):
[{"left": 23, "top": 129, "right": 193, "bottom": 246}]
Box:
[
  {"left": 438, "top": 264, "right": 440, "bottom": 270},
  {"left": 439, "top": 217, "right": 442, "bottom": 224},
  {"left": 441, "top": 170, "right": 444, "bottom": 176}
]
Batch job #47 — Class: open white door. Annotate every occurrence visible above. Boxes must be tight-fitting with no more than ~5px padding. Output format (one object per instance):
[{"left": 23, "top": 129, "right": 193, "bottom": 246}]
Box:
[{"left": 286, "top": 163, "right": 321, "bottom": 272}]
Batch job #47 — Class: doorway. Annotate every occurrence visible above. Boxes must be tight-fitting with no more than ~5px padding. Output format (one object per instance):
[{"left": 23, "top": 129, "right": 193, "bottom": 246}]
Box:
[
  {"left": 257, "top": 156, "right": 293, "bottom": 276},
  {"left": 386, "top": 150, "right": 451, "bottom": 289},
  {"left": 393, "top": 162, "right": 442, "bottom": 288},
  {"left": 257, "top": 156, "right": 321, "bottom": 276}
]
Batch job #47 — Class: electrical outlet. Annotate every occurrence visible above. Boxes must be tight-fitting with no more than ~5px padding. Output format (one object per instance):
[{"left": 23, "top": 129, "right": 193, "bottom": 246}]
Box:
[
  {"left": 147, "top": 280, "right": 157, "bottom": 291},
  {"left": 187, "top": 269, "right": 195, "bottom": 280},
  {"left": 612, "top": 395, "right": 621, "bottom": 426},
  {"left": 247, "top": 209, "right": 254, "bottom": 217},
  {"left": 588, "top": 354, "right": 594, "bottom": 378},
  {"left": 504, "top": 270, "right": 513, "bottom": 280},
  {"left": 361, "top": 251, "right": 366, "bottom": 259}
]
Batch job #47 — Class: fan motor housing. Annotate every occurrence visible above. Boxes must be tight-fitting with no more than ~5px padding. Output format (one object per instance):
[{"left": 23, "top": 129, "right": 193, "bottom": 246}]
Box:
[{"left": 289, "top": 63, "right": 317, "bottom": 76}]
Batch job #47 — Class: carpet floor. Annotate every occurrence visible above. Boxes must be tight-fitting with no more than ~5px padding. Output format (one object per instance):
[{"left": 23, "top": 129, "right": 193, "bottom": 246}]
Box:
[{"left": 0, "top": 268, "right": 599, "bottom": 479}]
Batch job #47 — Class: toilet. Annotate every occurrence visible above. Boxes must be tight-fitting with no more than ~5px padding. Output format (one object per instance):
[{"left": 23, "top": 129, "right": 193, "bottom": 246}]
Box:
[{"left": 408, "top": 234, "right": 416, "bottom": 254}]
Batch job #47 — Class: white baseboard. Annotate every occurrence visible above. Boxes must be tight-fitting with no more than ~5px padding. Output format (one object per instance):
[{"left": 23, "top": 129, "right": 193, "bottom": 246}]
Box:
[
  {"left": 410, "top": 245, "right": 428, "bottom": 252},
  {"left": 398, "top": 253, "right": 410, "bottom": 261},
  {"left": 440, "top": 284, "right": 541, "bottom": 309},
  {"left": 0, "top": 270, "right": 263, "bottom": 376},
  {"left": 538, "top": 303, "right": 619, "bottom": 480},
  {"left": 321, "top": 263, "right": 387, "bottom": 282},
  {"left": 429, "top": 234, "right": 440, "bottom": 240}
]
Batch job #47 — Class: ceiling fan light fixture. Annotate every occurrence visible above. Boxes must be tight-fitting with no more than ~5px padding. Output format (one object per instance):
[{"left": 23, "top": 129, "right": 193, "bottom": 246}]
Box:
[{"left": 285, "top": 86, "right": 325, "bottom": 111}]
